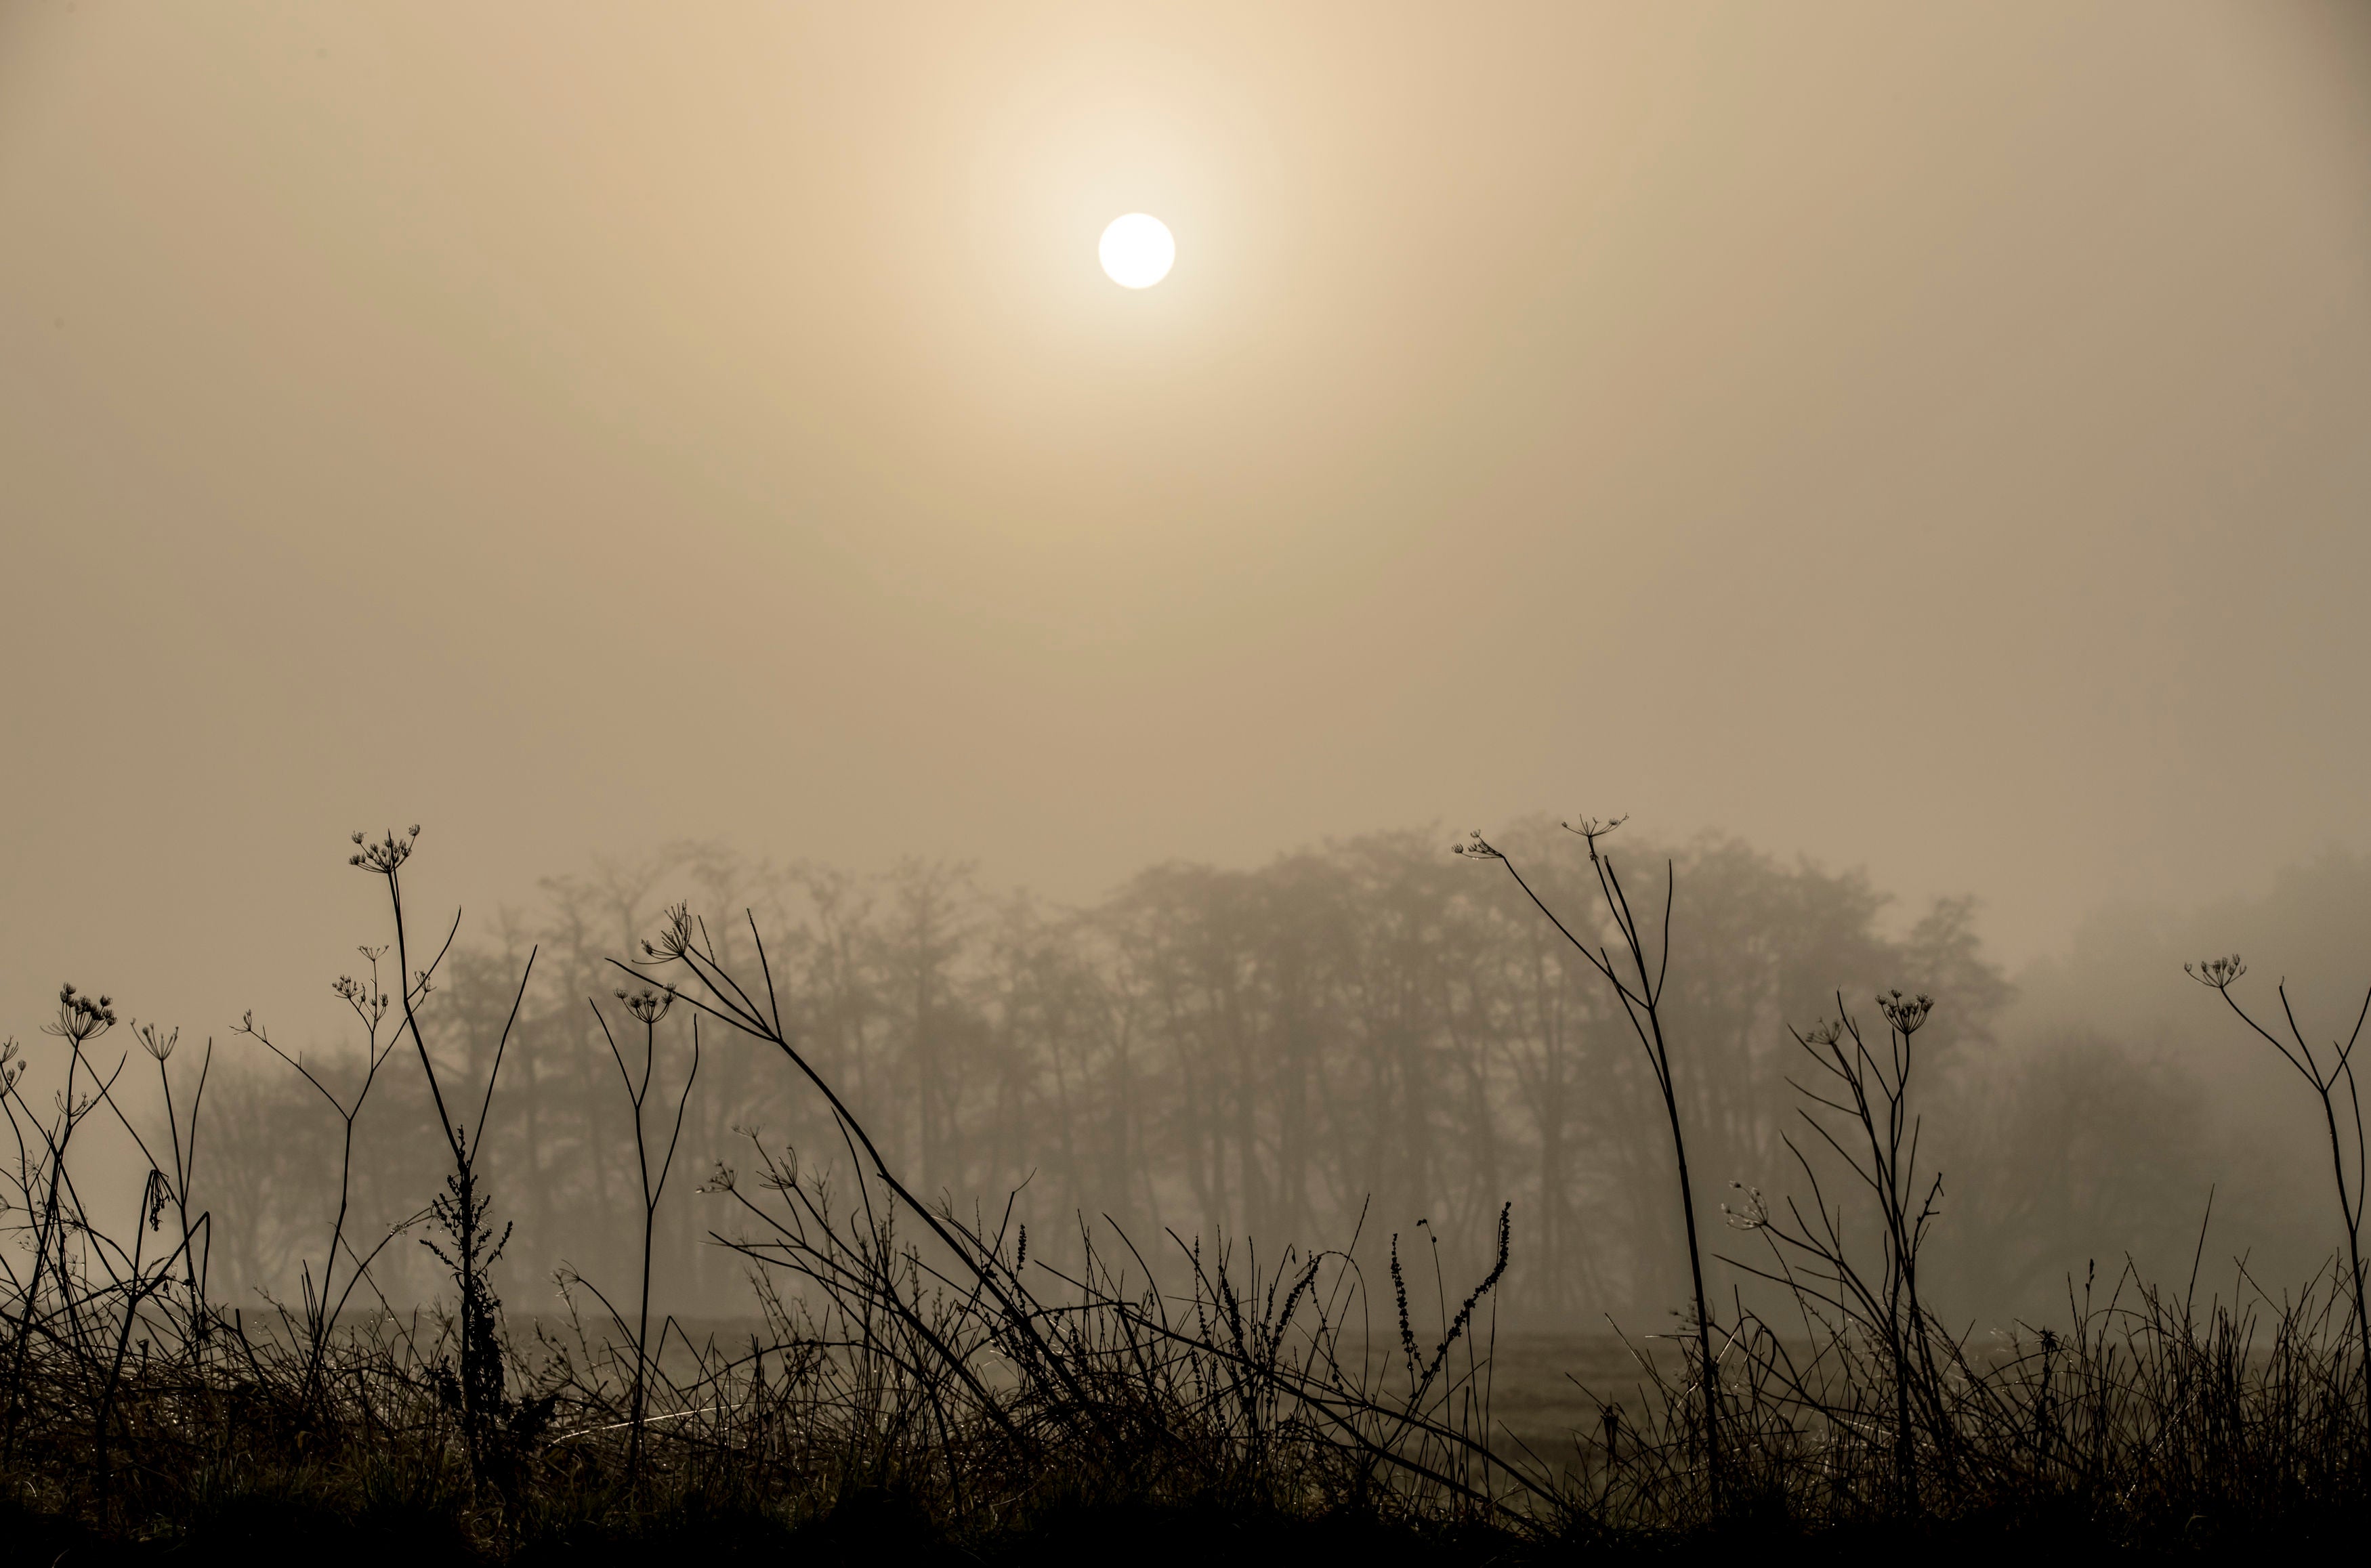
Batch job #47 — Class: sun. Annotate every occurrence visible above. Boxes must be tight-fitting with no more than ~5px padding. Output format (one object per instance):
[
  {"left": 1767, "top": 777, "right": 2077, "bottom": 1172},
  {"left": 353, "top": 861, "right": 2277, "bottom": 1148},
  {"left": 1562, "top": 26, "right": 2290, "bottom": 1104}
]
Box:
[{"left": 1098, "top": 213, "right": 1175, "bottom": 289}]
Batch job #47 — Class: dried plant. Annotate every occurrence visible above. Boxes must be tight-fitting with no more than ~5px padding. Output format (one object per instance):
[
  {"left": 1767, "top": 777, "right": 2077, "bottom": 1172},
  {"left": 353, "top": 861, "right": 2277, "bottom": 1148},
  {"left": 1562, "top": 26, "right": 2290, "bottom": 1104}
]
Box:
[
  {"left": 1454, "top": 817, "right": 1725, "bottom": 1499},
  {"left": 2187, "top": 954, "right": 2371, "bottom": 1430},
  {"left": 1, "top": 829, "right": 2368, "bottom": 1559}
]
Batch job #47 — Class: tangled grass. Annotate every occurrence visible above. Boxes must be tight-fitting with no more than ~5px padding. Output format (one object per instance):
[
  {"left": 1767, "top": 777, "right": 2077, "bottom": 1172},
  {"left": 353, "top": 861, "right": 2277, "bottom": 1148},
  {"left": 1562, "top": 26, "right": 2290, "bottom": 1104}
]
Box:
[{"left": 5, "top": 830, "right": 2368, "bottom": 1563}]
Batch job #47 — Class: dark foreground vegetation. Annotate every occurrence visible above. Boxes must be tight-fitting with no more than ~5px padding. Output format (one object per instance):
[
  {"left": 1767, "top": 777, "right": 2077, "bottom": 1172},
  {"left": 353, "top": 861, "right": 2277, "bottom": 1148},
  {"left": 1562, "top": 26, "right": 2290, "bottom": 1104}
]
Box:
[{"left": 5, "top": 824, "right": 2368, "bottom": 1563}]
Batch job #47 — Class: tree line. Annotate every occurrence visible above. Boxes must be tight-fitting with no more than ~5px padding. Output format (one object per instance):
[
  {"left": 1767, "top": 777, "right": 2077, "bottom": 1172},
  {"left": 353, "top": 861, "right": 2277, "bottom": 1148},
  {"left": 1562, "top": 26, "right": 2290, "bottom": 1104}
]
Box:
[{"left": 199, "top": 820, "right": 2097, "bottom": 1325}]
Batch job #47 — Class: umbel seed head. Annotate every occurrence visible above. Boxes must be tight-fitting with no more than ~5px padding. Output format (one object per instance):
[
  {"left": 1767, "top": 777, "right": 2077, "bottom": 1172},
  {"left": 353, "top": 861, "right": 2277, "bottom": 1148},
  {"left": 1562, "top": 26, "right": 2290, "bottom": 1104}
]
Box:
[
  {"left": 1452, "top": 830, "right": 1505, "bottom": 862},
  {"left": 2185, "top": 954, "right": 2246, "bottom": 990},
  {"left": 348, "top": 825, "right": 419, "bottom": 874},
  {"left": 1877, "top": 990, "right": 1935, "bottom": 1036},
  {"left": 48, "top": 983, "right": 117, "bottom": 1042},
  {"left": 623, "top": 986, "right": 674, "bottom": 1024}
]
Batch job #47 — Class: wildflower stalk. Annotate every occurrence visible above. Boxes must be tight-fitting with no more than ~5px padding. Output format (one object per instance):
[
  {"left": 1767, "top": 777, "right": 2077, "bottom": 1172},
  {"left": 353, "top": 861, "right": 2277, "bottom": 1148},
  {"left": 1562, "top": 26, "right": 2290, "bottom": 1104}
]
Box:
[
  {"left": 1455, "top": 818, "right": 1723, "bottom": 1506},
  {"left": 589, "top": 985, "right": 699, "bottom": 1485},
  {"left": 349, "top": 826, "right": 535, "bottom": 1485},
  {"left": 1, "top": 986, "right": 116, "bottom": 1462},
  {"left": 236, "top": 950, "right": 406, "bottom": 1410},
  {"left": 2187, "top": 956, "right": 2371, "bottom": 1433}
]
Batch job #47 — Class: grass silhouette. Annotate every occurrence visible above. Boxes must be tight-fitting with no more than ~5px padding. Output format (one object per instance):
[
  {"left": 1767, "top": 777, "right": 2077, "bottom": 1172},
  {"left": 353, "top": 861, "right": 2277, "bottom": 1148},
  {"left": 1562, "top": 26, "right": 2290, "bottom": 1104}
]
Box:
[{"left": 3, "top": 826, "right": 2369, "bottom": 1562}]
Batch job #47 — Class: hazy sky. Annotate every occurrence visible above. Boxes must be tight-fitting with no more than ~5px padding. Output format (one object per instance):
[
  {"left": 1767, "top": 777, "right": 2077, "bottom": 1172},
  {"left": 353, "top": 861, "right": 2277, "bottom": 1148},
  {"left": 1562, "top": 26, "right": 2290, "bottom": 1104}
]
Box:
[{"left": 5, "top": 2, "right": 2368, "bottom": 1042}]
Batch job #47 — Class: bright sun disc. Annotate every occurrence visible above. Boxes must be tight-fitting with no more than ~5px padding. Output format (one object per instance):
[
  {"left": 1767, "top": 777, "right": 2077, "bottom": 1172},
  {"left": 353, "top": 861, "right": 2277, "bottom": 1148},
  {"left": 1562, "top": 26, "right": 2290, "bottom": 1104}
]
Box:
[{"left": 1099, "top": 213, "right": 1175, "bottom": 289}]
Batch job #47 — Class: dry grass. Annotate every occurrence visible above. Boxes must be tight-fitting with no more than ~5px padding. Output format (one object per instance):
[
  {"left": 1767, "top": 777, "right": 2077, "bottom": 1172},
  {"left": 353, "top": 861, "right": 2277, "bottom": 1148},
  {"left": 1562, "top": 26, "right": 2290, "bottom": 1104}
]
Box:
[{"left": 5, "top": 834, "right": 2368, "bottom": 1561}]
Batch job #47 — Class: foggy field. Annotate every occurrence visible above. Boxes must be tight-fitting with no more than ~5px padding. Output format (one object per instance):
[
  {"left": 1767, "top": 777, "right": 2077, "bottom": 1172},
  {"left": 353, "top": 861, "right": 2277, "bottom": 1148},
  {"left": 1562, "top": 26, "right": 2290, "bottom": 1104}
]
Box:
[
  {"left": 8, "top": 822, "right": 2371, "bottom": 1563},
  {"left": 9, "top": 0, "right": 2371, "bottom": 1560}
]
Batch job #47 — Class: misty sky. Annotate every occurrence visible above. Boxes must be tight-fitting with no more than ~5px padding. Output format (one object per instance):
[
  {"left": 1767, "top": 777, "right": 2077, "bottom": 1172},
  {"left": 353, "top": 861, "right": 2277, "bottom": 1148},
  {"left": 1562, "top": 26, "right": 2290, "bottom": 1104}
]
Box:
[{"left": 5, "top": 2, "right": 2369, "bottom": 1042}]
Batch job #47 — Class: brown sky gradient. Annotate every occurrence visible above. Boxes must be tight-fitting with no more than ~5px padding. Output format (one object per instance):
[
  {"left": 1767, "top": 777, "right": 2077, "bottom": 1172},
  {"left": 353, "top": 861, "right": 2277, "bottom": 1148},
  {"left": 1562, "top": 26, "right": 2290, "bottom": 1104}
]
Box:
[{"left": 5, "top": 2, "right": 2370, "bottom": 1044}]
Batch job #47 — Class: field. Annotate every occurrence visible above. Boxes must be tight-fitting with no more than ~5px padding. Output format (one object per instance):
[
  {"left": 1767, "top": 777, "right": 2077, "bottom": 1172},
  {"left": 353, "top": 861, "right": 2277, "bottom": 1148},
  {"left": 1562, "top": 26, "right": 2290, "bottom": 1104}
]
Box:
[{"left": 7, "top": 832, "right": 2369, "bottom": 1563}]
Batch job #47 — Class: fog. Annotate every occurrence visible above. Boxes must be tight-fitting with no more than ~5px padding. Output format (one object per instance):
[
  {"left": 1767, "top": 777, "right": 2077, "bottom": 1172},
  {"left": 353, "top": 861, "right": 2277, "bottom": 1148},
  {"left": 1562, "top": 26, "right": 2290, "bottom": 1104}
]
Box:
[
  {"left": 5, "top": 4, "right": 2371, "bottom": 1331},
  {"left": 131, "top": 828, "right": 2371, "bottom": 1334}
]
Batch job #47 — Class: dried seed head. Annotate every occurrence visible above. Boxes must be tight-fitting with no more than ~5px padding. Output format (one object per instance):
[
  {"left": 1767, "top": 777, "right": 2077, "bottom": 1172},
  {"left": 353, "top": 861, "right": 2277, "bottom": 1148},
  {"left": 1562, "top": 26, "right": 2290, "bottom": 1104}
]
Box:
[
  {"left": 623, "top": 986, "right": 674, "bottom": 1025},
  {"left": 47, "top": 983, "right": 118, "bottom": 1042},
  {"left": 348, "top": 827, "right": 418, "bottom": 874},
  {"left": 1877, "top": 990, "right": 1934, "bottom": 1036},
  {"left": 2185, "top": 954, "right": 2246, "bottom": 990},
  {"left": 1453, "top": 830, "right": 1505, "bottom": 862}
]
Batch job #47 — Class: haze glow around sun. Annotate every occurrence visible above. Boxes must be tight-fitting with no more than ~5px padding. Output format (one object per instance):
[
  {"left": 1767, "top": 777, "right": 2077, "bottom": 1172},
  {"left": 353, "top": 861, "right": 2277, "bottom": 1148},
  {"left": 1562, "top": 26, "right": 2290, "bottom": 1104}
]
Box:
[{"left": 1099, "top": 214, "right": 1175, "bottom": 288}]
